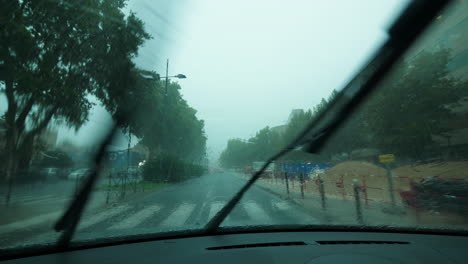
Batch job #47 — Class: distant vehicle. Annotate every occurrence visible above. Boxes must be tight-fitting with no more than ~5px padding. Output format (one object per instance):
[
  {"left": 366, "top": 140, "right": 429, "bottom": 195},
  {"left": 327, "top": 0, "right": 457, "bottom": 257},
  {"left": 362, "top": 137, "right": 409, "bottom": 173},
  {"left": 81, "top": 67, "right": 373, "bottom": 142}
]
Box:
[
  {"left": 252, "top": 161, "right": 275, "bottom": 178},
  {"left": 57, "top": 168, "right": 72, "bottom": 180},
  {"left": 39, "top": 167, "right": 59, "bottom": 180},
  {"left": 68, "top": 168, "right": 92, "bottom": 180},
  {"left": 210, "top": 168, "right": 223, "bottom": 173}
]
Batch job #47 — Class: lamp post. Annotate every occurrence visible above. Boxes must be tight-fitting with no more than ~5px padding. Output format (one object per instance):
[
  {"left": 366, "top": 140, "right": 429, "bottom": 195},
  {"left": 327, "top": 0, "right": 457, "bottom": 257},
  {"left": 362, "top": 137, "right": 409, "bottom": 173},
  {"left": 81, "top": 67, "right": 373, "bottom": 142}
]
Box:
[
  {"left": 162, "top": 58, "right": 186, "bottom": 96},
  {"left": 140, "top": 59, "right": 186, "bottom": 97},
  {"left": 137, "top": 59, "right": 186, "bottom": 181}
]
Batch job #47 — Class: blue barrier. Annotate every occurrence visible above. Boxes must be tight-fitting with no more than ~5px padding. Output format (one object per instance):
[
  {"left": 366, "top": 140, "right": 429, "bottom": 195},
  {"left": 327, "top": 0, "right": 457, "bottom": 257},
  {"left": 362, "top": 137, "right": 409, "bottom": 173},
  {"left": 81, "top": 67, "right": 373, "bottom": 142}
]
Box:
[{"left": 280, "top": 162, "right": 331, "bottom": 177}]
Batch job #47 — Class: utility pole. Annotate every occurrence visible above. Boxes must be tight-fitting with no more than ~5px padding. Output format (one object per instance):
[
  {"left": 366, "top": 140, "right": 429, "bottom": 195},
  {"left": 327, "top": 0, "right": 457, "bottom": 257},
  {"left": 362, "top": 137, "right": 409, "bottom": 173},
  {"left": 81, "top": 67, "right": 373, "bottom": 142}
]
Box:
[
  {"left": 165, "top": 59, "right": 169, "bottom": 96},
  {"left": 161, "top": 59, "right": 169, "bottom": 177}
]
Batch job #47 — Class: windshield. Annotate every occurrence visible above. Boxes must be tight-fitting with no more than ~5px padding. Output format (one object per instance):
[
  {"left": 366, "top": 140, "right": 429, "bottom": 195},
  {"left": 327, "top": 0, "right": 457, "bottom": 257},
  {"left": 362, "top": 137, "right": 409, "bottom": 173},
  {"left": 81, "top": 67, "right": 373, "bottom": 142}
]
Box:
[{"left": 1, "top": 0, "right": 468, "bottom": 254}]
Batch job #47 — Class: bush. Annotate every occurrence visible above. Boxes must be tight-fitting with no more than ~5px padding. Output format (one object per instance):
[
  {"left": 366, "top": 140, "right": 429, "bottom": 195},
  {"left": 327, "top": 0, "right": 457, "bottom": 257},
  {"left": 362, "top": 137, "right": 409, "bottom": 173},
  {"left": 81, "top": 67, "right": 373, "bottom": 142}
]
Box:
[{"left": 143, "top": 155, "right": 206, "bottom": 183}]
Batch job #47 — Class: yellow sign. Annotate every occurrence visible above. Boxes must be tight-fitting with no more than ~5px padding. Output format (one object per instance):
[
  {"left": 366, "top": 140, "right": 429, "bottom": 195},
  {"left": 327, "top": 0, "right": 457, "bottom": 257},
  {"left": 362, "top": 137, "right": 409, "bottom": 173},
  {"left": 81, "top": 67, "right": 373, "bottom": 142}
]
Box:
[{"left": 379, "top": 154, "right": 395, "bottom": 163}]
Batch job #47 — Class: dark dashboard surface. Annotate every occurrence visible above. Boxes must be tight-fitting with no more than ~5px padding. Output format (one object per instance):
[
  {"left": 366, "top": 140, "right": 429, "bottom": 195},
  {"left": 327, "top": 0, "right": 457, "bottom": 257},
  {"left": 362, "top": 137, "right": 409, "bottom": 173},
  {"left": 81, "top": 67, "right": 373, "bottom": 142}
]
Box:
[{"left": 3, "top": 231, "right": 468, "bottom": 264}]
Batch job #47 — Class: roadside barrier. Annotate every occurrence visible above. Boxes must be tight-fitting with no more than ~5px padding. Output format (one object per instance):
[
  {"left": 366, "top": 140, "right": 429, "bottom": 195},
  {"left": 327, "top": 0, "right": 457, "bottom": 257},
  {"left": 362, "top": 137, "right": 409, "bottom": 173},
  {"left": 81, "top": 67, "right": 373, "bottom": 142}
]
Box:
[{"left": 352, "top": 179, "right": 364, "bottom": 225}]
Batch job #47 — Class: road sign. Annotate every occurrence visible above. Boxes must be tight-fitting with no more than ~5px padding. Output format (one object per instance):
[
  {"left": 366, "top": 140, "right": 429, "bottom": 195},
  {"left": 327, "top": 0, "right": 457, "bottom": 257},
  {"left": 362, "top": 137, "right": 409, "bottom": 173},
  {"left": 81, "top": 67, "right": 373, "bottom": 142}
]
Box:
[{"left": 379, "top": 154, "right": 395, "bottom": 163}]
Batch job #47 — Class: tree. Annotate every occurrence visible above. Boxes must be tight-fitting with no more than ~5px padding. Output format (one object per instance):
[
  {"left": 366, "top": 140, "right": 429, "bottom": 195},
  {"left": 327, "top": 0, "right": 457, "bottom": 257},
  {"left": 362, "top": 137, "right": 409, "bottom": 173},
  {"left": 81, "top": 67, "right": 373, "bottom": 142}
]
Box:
[
  {"left": 0, "top": 0, "right": 150, "bottom": 178},
  {"left": 363, "top": 49, "right": 461, "bottom": 159},
  {"left": 125, "top": 76, "right": 207, "bottom": 164},
  {"left": 219, "top": 139, "right": 251, "bottom": 168},
  {"left": 283, "top": 109, "right": 314, "bottom": 145}
]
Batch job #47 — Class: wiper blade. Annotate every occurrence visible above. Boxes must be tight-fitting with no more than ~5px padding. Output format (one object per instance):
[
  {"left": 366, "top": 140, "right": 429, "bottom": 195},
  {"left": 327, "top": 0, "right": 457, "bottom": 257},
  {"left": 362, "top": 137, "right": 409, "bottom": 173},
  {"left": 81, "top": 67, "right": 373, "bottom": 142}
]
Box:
[
  {"left": 205, "top": 126, "right": 327, "bottom": 231},
  {"left": 205, "top": 0, "right": 451, "bottom": 232},
  {"left": 54, "top": 124, "right": 117, "bottom": 248}
]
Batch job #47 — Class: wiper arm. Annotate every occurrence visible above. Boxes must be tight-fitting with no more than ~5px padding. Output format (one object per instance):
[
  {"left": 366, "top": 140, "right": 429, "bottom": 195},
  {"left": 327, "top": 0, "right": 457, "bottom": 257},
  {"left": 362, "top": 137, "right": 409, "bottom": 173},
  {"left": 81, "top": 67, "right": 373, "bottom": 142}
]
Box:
[
  {"left": 205, "top": 126, "right": 328, "bottom": 232},
  {"left": 54, "top": 124, "right": 117, "bottom": 248},
  {"left": 205, "top": 0, "right": 450, "bottom": 232}
]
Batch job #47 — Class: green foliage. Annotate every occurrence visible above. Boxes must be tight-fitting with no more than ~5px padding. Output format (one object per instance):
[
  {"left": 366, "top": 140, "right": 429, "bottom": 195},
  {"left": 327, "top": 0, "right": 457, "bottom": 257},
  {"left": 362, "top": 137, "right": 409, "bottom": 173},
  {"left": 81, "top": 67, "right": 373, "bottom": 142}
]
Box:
[
  {"left": 362, "top": 49, "right": 462, "bottom": 159},
  {"left": 1, "top": 0, "right": 150, "bottom": 174},
  {"left": 282, "top": 110, "right": 314, "bottom": 144},
  {"left": 220, "top": 111, "right": 321, "bottom": 168},
  {"left": 142, "top": 155, "right": 206, "bottom": 183},
  {"left": 127, "top": 77, "right": 207, "bottom": 163},
  {"left": 219, "top": 139, "right": 252, "bottom": 168}
]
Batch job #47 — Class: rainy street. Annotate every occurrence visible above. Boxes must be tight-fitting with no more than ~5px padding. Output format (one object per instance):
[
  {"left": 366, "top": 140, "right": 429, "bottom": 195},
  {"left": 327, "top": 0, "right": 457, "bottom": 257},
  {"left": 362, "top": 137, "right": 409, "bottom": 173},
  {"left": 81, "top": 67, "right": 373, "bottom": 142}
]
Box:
[{"left": 0, "top": 172, "right": 319, "bottom": 248}]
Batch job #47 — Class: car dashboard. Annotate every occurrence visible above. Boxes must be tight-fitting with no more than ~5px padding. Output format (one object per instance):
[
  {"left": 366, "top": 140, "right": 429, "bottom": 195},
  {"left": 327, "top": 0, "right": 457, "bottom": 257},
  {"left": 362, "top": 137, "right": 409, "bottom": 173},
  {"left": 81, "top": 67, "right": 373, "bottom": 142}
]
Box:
[{"left": 3, "top": 231, "right": 468, "bottom": 264}]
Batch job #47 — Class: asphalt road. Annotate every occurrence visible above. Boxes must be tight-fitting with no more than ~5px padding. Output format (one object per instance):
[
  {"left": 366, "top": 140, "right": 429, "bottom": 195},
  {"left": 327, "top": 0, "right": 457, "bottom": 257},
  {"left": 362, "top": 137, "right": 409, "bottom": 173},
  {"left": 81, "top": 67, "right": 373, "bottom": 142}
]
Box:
[{"left": 0, "top": 172, "right": 320, "bottom": 249}]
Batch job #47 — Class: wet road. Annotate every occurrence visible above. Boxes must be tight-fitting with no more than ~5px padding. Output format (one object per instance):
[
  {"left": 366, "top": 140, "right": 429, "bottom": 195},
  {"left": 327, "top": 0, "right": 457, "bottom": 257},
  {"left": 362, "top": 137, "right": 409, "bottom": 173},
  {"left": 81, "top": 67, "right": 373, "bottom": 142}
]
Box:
[{"left": 0, "top": 172, "right": 319, "bottom": 248}]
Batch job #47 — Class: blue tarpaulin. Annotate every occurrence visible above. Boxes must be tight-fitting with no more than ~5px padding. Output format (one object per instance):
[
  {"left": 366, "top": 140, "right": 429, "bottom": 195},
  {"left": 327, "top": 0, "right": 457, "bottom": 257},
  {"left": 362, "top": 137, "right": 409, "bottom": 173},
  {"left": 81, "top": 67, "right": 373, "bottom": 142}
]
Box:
[{"left": 280, "top": 162, "right": 331, "bottom": 176}]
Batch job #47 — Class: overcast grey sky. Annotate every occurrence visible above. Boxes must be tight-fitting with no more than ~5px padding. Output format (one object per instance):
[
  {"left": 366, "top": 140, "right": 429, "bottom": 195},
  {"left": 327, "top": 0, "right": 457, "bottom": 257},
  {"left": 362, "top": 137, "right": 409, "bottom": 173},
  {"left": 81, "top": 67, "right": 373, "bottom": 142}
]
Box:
[
  {"left": 2, "top": 0, "right": 409, "bottom": 162},
  {"left": 130, "top": 0, "right": 410, "bottom": 161}
]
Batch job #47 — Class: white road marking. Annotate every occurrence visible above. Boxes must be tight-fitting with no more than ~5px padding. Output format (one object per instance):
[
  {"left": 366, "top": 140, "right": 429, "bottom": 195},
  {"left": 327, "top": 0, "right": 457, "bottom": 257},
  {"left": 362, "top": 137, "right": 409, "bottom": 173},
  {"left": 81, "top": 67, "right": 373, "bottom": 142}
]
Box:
[
  {"left": 78, "top": 205, "right": 129, "bottom": 230},
  {"left": 109, "top": 205, "right": 161, "bottom": 230},
  {"left": 243, "top": 202, "right": 274, "bottom": 224},
  {"left": 160, "top": 203, "right": 196, "bottom": 228},
  {"left": 272, "top": 200, "right": 320, "bottom": 224},
  {"left": 0, "top": 211, "right": 62, "bottom": 234},
  {"left": 274, "top": 201, "right": 292, "bottom": 211},
  {"left": 208, "top": 201, "right": 225, "bottom": 220},
  {"left": 208, "top": 201, "right": 237, "bottom": 226}
]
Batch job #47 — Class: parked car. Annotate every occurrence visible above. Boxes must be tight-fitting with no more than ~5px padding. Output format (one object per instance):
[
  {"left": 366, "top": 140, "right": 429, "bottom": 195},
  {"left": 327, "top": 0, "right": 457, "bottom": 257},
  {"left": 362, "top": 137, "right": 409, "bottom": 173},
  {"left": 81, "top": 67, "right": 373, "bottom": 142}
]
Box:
[
  {"left": 68, "top": 168, "right": 92, "bottom": 180},
  {"left": 38, "top": 167, "right": 60, "bottom": 180}
]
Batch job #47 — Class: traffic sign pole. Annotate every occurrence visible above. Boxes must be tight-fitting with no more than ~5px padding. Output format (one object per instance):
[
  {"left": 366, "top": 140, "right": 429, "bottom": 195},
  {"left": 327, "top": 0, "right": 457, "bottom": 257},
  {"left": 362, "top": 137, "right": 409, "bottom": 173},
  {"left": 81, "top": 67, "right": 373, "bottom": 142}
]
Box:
[
  {"left": 379, "top": 154, "right": 396, "bottom": 206},
  {"left": 386, "top": 164, "right": 396, "bottom": 206}
]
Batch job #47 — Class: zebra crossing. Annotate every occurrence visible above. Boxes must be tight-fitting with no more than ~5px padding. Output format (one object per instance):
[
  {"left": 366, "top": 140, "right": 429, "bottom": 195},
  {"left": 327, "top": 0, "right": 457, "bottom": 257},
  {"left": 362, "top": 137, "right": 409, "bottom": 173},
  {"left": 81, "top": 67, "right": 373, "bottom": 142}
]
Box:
[
  {"left": 78, "top": 205, "right": 131, "bottom": 230},
  {"left": 0, "top": 198, "right": 320, "bottom": 239},
  {"left": 109, "top": 205, "right": 161, "bottom": 230}
]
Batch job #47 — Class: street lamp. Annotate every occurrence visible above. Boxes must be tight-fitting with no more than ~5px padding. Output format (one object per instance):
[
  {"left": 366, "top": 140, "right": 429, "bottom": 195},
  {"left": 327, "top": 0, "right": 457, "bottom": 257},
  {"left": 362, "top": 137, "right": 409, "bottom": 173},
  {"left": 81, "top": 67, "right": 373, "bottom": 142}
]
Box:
[
  {"left": 161, "top": 74, "right": 187, "bottom": 79},
  {"left": 139, "top": 59, "right": 186, "bottom": 96},
  {"left": 140, "top": 73, "right": 187, "bottom": 81}
]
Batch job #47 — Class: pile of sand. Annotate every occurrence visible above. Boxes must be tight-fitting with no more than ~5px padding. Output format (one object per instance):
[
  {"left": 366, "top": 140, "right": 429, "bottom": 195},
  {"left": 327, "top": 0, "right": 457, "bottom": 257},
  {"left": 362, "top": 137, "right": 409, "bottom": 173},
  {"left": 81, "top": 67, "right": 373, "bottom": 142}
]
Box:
[{"left": 323, "top": 161, "right": 387, "bottom": 178}]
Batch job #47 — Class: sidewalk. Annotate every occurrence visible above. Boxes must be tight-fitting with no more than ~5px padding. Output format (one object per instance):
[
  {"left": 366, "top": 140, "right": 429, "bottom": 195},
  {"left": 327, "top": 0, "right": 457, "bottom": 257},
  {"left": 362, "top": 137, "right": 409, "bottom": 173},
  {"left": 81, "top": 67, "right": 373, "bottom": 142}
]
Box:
[{"left": 236, "top": 173, "right": 431, "bottom": 227}]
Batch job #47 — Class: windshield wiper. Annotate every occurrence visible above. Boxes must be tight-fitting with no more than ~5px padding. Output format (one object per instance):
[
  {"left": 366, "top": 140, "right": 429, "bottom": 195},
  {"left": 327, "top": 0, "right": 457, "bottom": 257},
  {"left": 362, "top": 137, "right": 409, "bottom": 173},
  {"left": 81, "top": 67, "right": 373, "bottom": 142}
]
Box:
[
  {"left": 205, "top": 0, "right": 451, "bottom": 232},
  {"left": 54, "top": 124, "right": 118, "bottom": 248},
  {"left": 52, "top": 0, "right": 451, "bottom": 246}
]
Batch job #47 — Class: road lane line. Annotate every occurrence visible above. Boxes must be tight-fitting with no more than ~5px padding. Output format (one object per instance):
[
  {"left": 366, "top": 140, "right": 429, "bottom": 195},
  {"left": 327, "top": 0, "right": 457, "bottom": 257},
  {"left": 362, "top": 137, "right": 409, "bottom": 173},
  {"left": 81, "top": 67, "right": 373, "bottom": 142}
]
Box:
[
  {"left": 109, "top": 205, "right": 161, "bottom": 230},
  {"left": 243, "top": 202, "right": 274, "bottom": 224},
  {"left": 0, "top": 211, "right": 62, "bottom": 234},
  {"left": 274, "top": 201, "right": 292, "bottom": 211},
  {"left": 272, "top": 200, "right": 320, "bottom": 224},
  {"left": 78, "top": 205, "right": 129, "bottom": 230},
  {"left": 208, "top": 201, "right": 225, "bottom": 220},
  {"left": 160, "top": 203, "right": 196, "bottom": 228},
  {"left": 207, "top": 201, "right": 236, "bottom": 226}
]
